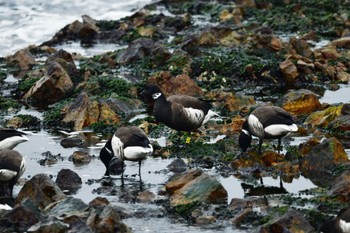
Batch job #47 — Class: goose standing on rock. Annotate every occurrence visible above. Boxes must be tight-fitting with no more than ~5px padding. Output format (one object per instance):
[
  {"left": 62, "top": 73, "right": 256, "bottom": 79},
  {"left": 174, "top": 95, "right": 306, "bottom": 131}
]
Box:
[
  {"left": 0, "top": 149, "right": 26, "bottom": 197},
  {"left": 239, "top": 106, "right": 298, "bottom": 154},
  {"left": 140, "top": 84, "right": 220, "bottom": 139},
  {"left": 99, "top": 126, "right": 153, "bottom": 183},
  {"left": 0, "top": 129, "right": 29, "bottom": 150}
]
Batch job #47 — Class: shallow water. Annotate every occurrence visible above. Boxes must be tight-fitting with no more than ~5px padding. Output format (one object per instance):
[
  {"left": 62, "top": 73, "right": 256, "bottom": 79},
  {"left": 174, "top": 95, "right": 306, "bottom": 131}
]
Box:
[{"left": 319, "top": 84, "right": 350, "bottom": 104}]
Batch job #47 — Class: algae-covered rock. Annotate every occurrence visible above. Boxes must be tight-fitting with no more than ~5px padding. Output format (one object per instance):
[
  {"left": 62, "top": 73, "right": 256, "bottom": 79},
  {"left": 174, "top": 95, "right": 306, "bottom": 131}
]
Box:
[
  {"left": 304, "top": 105, "right": 342, "bottom": 128},
  {"left": 282, "top": 89, "right": 321, "bottom": 115},
  {"left": 165, "top": 169, "right": 227, "bottom": 207}
]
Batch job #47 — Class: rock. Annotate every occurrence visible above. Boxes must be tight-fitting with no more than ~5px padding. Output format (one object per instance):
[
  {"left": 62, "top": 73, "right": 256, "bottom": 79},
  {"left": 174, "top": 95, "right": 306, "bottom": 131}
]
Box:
[
  {"left": 71, "top": 151, "right": 92, "bottom": 164},
  {"left": 289, "top": 37, "right": 314, "bottom": 58},
  {"left": 137, "top": 190, "right": 156, "bottom": 203},
  {"left": 87, "top": 205, "right": 132, "bottom": 233},
  {"left": 0, "top": 199, "right": 41, "bottom": 232},
  {"left": 27, "top": 217, "right": 70, "bottom": 233},
  {"left": 304, "top": 105, "right": 342, "bottom": 128},
  {"left": 279, "top": 59, "right": 298, "bottom": 86},
  {"left": 5, "top": 48, "right": 36, "bottom": 77},
  {"left": 206, "top": 90, "right": 255, "bottom": 113},
  {"left": 167, "top": 158, "right": 187, "bottom": 173},
  {"left": 38, "top": 151, "right": 64, "bottom": 166},
  {"left": 165, "top": 169, "right": 227, "bottom": 207},
  {"left": 16, "top": 174, "right": 66, "bottom": 210},
  {"left": 253, "top": 209, "right": 314, "bottom": 232},
  {"left": 61, "top": 92, "right": 121, "bottom": 131},
  {"left": 23, "top": 60, "right": 74, "bottom": 107},
  {"left": 55, "top": 169, "right": 82, "bottom": 194},
  {"left": 330, "top": 37, "right": 350, "bottom": 48},
  {"left": 281, "top": 89, "right": 321, "bottom": 115},
  {"left": 300, "top": 137, "right": 348, "bottom": 187},
  {"left": 60, "top": 137, "right": 84, "bottom": 148},
  {"left": 117, "top": 38, "right": 171, "bottom": 66},
  {"left": 147, "top": 71, "right": 204, "bottom": 97},
  {"left": 329, "top": 170, "right": 350, "bottom": 202}
]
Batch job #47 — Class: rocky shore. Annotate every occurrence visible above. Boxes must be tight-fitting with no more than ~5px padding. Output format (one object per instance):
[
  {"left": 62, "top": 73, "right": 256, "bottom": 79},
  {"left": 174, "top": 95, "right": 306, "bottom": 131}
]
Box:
[{"left": 1, "top": 0, "right": 350, "bottom": 232}]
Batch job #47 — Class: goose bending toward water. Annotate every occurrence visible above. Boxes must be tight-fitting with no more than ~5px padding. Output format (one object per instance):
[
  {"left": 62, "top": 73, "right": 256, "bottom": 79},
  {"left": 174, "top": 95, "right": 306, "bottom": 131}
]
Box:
[
  {"left": 0, "top": 150, "right": 26, "bottom": 197},
  {"left": 239, "top": 106, "right": 298, "bottom": 154},
  {"left": 99, "top": 126, "right": 153, "bottom": 183}
]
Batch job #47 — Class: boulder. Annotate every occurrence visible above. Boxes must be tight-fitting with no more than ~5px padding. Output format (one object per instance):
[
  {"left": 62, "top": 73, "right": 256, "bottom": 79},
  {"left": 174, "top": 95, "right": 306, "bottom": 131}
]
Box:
[
  {"left": 5, "top": 48, "right": 36, "bottom": 77},
  {"left": 253, "top": 209, "right": 314, "bottom": 233},
  {"left": 304, "top": 105, "right": 342, "bottom": 128},
  {"left": 61, "top": 92, "right": 121, "bottom": 131},
  {"left": 55, "top": 169, "right": 82, "bottom": 194},
  {"left": 279, "top": 59, "right": 298, "bottom": 86},
  {"left": 165, "top": 169, "right": 227, "bottom": 207},
  {"left": 23, "top": 61, "right": 74, "bottom": 107},
  {"left": 329, "top": 170, "right": 350, "bottom": 202},
  {"left": 281, "top": 89, "right": 321, "bottom": 115},
  {"left": 299, "top": 137, "right": 348, "bottom": 187},
  {"left": 16, "top": 174, "right": 66, "bottom": 210}
]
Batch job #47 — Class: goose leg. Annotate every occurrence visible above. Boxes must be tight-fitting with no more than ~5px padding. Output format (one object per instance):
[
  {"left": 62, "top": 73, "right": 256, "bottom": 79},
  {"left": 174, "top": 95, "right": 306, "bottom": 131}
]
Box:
[
  {"left": 258, "top": 139, "right": 263, "bottom": 155},
  {"left": 277, "top": 138, "right": 282, "bottom": 153}
]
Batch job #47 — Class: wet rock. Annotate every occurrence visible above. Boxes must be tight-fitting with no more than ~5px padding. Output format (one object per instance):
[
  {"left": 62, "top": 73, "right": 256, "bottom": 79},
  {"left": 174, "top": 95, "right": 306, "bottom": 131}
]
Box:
[
  {"left": 253, "top": 208, "right": 314, "bottom": 232},
  {"left": 46, "top": 196, "right": 88, "bottom": 219},
  {"left": 137, "top": 190, "right": 156, "bottom": 203},
  {"left": 61, "top": 92, "right": 121, "bottom": 131},
  {"left": 330, "top": 37, "right": 350, "bottom": 48},
  {"left": 304, "top": 105, "right": 342, "bottom": 128},
  {"left": 27, "top": 217, "right": 70, "bottom": 233},
  {"left": 146, "top": 71, "right": 204, "bottom": 97},
  {"left": 279, "top": 59, "right": 298, "bottom": 86},
  {"left": 23, "top": 59, "right": 74, "bottom": 107},
  {"left": 60, "top": 137, "right": 84, "bottom": 148},
  {"left": 42, "top": 15, "right": 100, "bottom": 46},
  {"left": 165, "top": 169, "right": 227, "bottom": 207},
  {"left": 55, "top": 169, "right": 82, "bottom": 194},
  {"left": 341, "top": 103, "right": 350, "bottom": 115},
  {"left": 87, "top": 205, "right": 132, "bottom": 233},
  {"left": 328, "top": 114, "right": 350, "bottom": 133},
  {"left": 5, "top": 48, "right": 36, "bottom": 77},
  {"left": 39, "top": 151, "right": 64, "bottom": 166},
  {"left": 206, "top": 90, "right": 255, "bottom": 113},
  {"left": 0, "top": 199, "right": 41, "bottom": 232},
  {"left": 5, "top": 114, "right": 41, "bottom": 130},
  {"left": 167, "top": 158, "right": 187, "bottom": 173},
  {"left": 117, "top": 38, "right": 171, "bottom": 66},
  {"left": 289, "top": 37, "right": 313, "bottom": 59},
  {"left": 16, "top": 173, "right": 66, "bottom": 210},
  {"left": 329, "top": 170, "right": 350, "bottom": 202},
  {"left": 281, "top": 89, "right": 321, "bottom": 115},
  {"left": 195, "top": 215, "right": 216, "bottom": 225},
  {"left": 70, "top": 151, "right": 92, "bottom": 164},
  {"left": 300, "top": 137, "right": 348, "bottom": 187}
]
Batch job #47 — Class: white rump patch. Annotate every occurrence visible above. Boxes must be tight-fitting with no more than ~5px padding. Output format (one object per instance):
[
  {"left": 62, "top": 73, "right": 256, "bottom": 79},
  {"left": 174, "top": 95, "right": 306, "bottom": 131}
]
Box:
[
  {"left": 339, "top": 219, "right": 350, "bottom": 232},
  {"left": 264, "top": 123, "right": 298, "bottom": 136},
  {"left": 183, "top": 107, "right": 205, "bottom": 125},
  {"left": 248, "top": 114, "right": 265, "bottom": 138},
  {"left": 0, "top": 204, "right": 12, "bottom": 210},
  {"left": 0, "top": 135, "right": 29, "bottom": 150},
  {"left": 124, "top": 144, "right": 153, "bottom": 161},
  {"left": 19, "top": 157, "right": 26, "bottom": 178},
  {"left": 0, "top": 169, "right": 18, "bottom": 182},
  {"left": 111, "top": 135, "right": 124, "bottom": 160}
]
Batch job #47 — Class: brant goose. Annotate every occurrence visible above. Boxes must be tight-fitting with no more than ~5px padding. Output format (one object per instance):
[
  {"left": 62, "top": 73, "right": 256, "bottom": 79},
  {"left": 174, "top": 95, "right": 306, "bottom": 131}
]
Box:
[
  {"left": 321, "top": 208, "right": 350, "bottom": 233},
  {"left": 140, "top": 84, "right": 219, "bottom": 136},
  {"left": 0, "top": 149, "right": 26, "bottom": 197},
  {"left": 239, "top": 106, "right": 298, "bottom": 154},
  {"left": 0, "top": 129, "right": 29, "bottom": 150},
  {"left": 99, "top": 126, "right": 153, "bottom": 182}
]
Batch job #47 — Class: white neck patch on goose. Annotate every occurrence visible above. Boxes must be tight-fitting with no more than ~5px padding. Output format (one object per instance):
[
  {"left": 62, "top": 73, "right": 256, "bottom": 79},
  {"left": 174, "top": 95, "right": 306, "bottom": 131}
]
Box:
[{"left": 152, "top": 93, "right": 162, "bottom": 99}]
